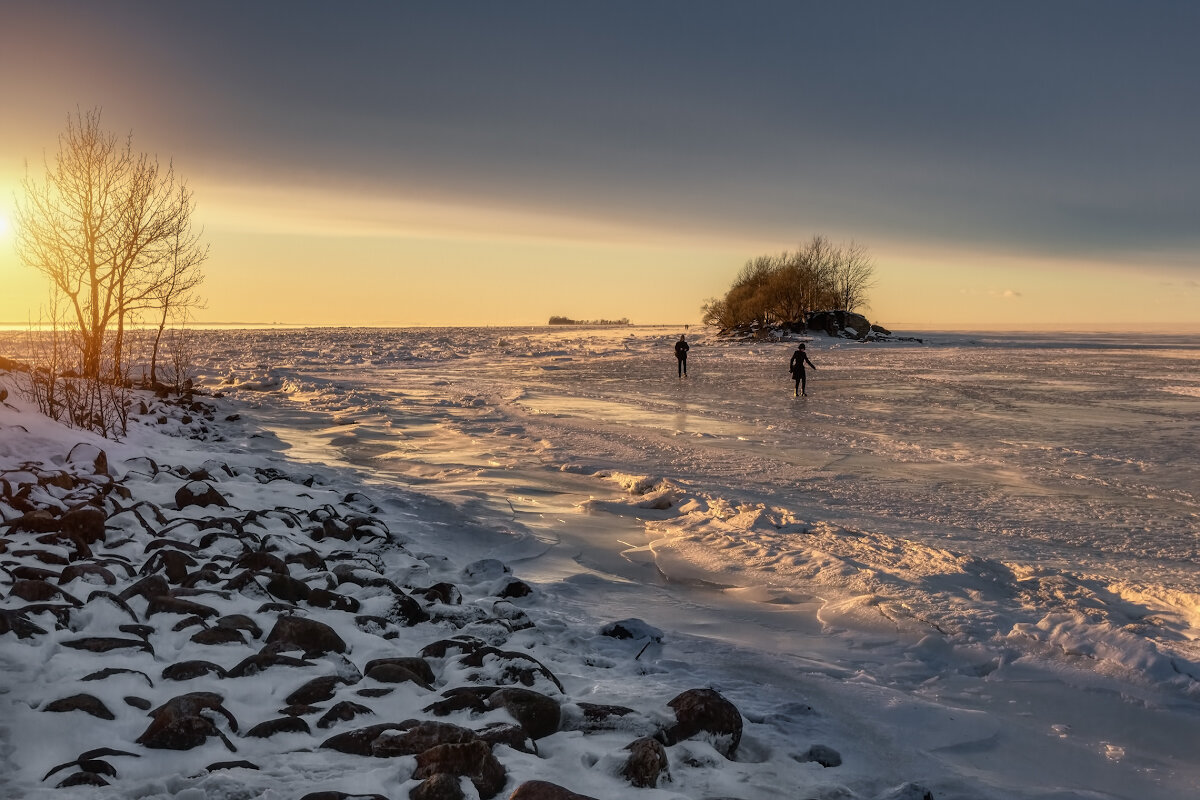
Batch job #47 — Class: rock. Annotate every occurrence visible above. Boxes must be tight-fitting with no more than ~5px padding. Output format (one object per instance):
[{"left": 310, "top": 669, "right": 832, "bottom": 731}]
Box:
[
  {"left": 364, "top": 662, "right": 429, "bottom": 687},
  {"left": 621, "top": 736, "right": 670, "bottom": 788},
  {"left": 147, "top": 594, "right": 219, "bottom": 618},
  {"left": 299, "top": 794, "right": 388, "bottom": 800},
  {"left": 43, "top": 693, "right": 115, "bottom": 720},
  {"left": 82, "top": 667, "right": 153, "bottom": 686},
  {"left": 246, "top": 716, "right": 311, "bottom": 737},
  {"left": 265, "top": 615, "right": 347, "bottom": 657},
  {"left": 874, "top": 783, "right": 935, "bottom": 800},
  {"left": 125, "top": 696, "right": 152, "bottom": 710},
  {"left": 234, "top": 550, "right": 288, "bottom": 574},
  {"left": 371, "top": 721, "right": 478, "bottom": 757},
  {"left": 496, "top": 578, "right": 533, "bottom": 599},
  {"left": 508, "top": 781, "right": 599, "bottom": 800},
  {"left": 41, "top": 754, "right": 128, "bottom": 782},
  {"left": 57, "top": 771, "right": 109, "bottom": 787},
  {"left": 797, "top": 743, "right": 842, "bottom": 767},
  {"left": 10, "top": 579, "right": 74, "bottom": 603},
  {"left": 487, "top": 687, "right": 560, "bottom": 740},
  {"left": 215, "top": 613, "right": 262, "bottom": 639},
  {"left": 317, "top": 701, "right": 374, "bottom": 729},
  {"left": 421, "top": 637, "right": 485, "bottom": 659},
  {"left": 320, "top": 722, "right": 412, "bottom": 755},
  {"left": 226, "top": 652, "right": 313, "bottom": 677},
  {"left": 599, "top": 618, "right": 663, "bottom": 641},
  {"left": 475, "top": 722, "right": 536, "bottom": 755},
  {"left": 61, "top": 506, "right": 107, "bottom": 544},
  {"left": 658, "top": 688, "right": 742, "bottom": 759},
  {"left": 175, "top": 481, "right": 230, "bottom": 509},
  {"left": 364, "top": 656, "right": 435, "bottom": 685},
  {"left": 190, "top": 627, "right": 247, "bottom": 646},
  {"left": 570, "top": 702, "right": 648, "bottom": 734},
  {"left": 461, "top": 647, "right": 564, "bottom": 691},
  {"left": 137, "top": 692, "right": 238, "bottom": 751},
  {"left": 59, "top": 562, "right": 116, "bottom": 586},
  {"left": 308, "top": 587, "right": 361, "bottom": 612},
  {"left": 413, "top": 582, "right": 462, "bottom": 605},
  {"left": 66, "top": 443, "right": 110, "bottom": 475},
  {"left": 162, "top": 660, "right": 228, "bottom": 681},
  {"left": 8, "top": 509, "right": 60, "bottom": 533},
  {"left": 62, "top": 636, "right": 153, "bottom": 655},
  {"left": 0, "top": 609, "right": 48, "bottom": 638},
  {"left": 266, "top": 573, "right": 312, "bottom": 602},
  {"left": 207, "top": 760, "right": 260, "bottom": 772},
  {"left": 286, "top": 675, "right": 343, "bottom": 705},
  {"left": 387, "top": 590, "right": 431, "bottom": 626},
  {"left": 413, "top": 740, "right": 506, "bottom": 800},
  {"left": 118, "top": 574, "right": 170, "bottom": 602},
  {"left": 461, "top": 559, "right": 510, "bottom": 583},
  {"left": 411, "top": 773, "right": 466, "bottom": 800}
]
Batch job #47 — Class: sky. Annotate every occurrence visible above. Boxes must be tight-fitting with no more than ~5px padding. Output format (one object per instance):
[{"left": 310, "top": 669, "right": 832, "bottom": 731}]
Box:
[{"left": 1, "top": 1, "right": 1198, "bottom": 329}]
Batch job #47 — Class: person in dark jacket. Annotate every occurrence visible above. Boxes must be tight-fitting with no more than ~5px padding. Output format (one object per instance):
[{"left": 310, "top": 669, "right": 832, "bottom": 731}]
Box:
[
  {"left": 674, "top": 334, "right": 690, "bottom": 377},
  {"left": 789, "top": 343, "right": 816, "bottom": 396}
]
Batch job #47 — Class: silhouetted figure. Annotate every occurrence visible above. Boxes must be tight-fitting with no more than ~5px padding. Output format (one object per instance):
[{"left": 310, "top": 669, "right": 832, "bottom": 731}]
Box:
[
  {"left": 789, "top": 343, "right": 816, "bottom": 396},
  {"left": 675, "top": 334, "right": 690, "bottom": 377}
]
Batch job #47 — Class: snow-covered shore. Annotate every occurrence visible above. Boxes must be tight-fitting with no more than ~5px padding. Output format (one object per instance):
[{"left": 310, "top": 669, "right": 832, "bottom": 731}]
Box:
[{"left": 2, "top": 326, "right": 1199, "bottom": 799}]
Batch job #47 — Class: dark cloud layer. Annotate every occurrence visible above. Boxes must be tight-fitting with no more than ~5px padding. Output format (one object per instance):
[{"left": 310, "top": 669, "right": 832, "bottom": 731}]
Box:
[{"left": 6, "top": 1, "right": 1199, "bottom": 267}]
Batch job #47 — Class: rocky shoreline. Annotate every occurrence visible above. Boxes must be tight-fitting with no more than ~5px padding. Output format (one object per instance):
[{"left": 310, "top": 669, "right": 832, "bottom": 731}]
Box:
[{"left": 0, "top": 378, "right": 936, "bottom": 800}]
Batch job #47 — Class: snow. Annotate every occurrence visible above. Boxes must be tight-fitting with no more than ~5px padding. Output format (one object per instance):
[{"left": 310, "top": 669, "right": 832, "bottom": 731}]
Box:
[{"left": 1, "top": 325, "right": 1198, "bottom": 799}]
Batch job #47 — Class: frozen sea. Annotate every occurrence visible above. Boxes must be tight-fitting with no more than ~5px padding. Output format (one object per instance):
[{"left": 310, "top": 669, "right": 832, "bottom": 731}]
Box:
[
  {"left": 3, "top": 324, "right": 1197, "bottom": 799},
  {"left": 177, "top": 324, "right": 1199, "bottom": 798}
]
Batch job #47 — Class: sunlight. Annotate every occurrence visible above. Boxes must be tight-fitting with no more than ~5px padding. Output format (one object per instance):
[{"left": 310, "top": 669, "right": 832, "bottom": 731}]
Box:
[{"left": 0, "top": 212, "right": 11, "bottom": 239}]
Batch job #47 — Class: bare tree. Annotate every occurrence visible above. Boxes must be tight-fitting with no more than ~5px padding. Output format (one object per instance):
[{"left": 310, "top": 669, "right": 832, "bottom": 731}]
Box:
[
  {"left": 829, "top": 240, "right": 875, "bottom": 312},
  {"left": 149, "top": 206, "right": 207, "bottom": 386},
  {"left": 15, "top": 108, "right": 207, "bottom": 384}
]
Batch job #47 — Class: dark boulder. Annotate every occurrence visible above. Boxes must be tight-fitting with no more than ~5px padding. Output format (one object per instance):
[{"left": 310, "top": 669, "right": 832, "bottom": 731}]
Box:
[
  {"left": 246, "top": 716, "right": 311, "bottom": 738},
  {"left": 162, "top": 660, "right": 228, "bottom": 681},
  {"left": 487, "top": 687, "right": 560, "bottom": 740},
  {"left": 43, "top": 693, "right": 115, "bottom": 720},
  {"left": 137, "top": 692, "right": 238, "bottom": 751},
  {"left": 371, "top": 721, "right": 478, "bottom": 757},
  {"left": 621, "top": 736, "right": 670, "bottom": 788},
  {"left": 364, "top": 657, "right": 435, "bottom": 686},
  {"left": 413, "top": 740, "right": 506, "bottom": 800},
  {"left": 320, "top": 722, "right": 412, "bottom": 756},
  {"left": 316, "top": 701, "right": 374, "bottom": 729},
  {"left": 265, "top": 615, "right": 347, "bottom": 657},
  {"left": 175, "top": 481, "right": 230, "bottom": 509},
  {"left": 410, "top": 773, "right": 466, "bottom": 800},
  {"left": 657, "top": 688, "right": 742, "bottom": 759},
  {"left": 797, "top": 743, "right": 842, "bottom": 767},
  {"left": 66, "top": 443, "right": 109, "bottom": 475},
  {"left": 226, "top": 651, "right": 313, "bottom": 678},
  {"left": 286, "top": 675, "right": 344, "bottom": 706},
  {"left": 190, "top": 627, "right": 247, "bottom": 646},
  {"left": 509, "top": 781, "right": 599, "bottom": 800}
]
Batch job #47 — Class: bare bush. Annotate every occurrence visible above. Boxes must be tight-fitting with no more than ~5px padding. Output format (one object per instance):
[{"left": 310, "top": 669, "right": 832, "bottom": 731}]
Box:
[{"left": 701, "top": 236, "right": 875, "bottom": 331}]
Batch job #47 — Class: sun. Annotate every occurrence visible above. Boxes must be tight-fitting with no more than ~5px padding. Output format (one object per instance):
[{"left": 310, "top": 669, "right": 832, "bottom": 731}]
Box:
[{"left": 0, "top": 213, "right": 11, "bottom": 239}]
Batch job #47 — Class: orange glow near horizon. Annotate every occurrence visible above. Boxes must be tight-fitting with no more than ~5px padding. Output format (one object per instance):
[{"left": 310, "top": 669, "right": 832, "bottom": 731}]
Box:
[{"left": 1, "top": 173, "right": 1198, "bottom": 331}]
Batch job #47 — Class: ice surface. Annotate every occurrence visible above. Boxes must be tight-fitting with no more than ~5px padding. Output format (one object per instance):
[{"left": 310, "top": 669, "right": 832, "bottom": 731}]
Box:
[{"left": 2, "top": 326, "right": 1198, "bottom": 799}]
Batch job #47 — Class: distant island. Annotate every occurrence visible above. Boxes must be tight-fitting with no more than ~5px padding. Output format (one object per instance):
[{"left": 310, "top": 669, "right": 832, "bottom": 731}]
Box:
[{"left": 548, "top": 316, "right": 631, "bottom": 326}]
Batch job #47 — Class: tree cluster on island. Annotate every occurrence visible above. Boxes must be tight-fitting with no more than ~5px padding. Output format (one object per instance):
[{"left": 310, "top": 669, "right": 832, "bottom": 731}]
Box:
[
  {"left": 548, "top": 316, "right": 631, "bottom": 326},
  {"left": 701, "top": 235, "right": 876, "bottom": 335},
  {"left": 12, "top": 108, "right": 208, "bottom": 436}
]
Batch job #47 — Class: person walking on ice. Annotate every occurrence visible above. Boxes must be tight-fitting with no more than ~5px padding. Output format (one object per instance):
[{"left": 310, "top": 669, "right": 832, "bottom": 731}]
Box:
[
  {"left": 674, "top": 334, "right": 690, "bottom": 378},
  {"left": 789, "top": 343, "right": 816, "bottom": 396}
]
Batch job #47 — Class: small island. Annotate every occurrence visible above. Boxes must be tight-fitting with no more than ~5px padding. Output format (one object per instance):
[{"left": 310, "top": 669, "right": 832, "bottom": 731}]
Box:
[{"left": 548, "top": 316, "right": 631, "bottom": 326}]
